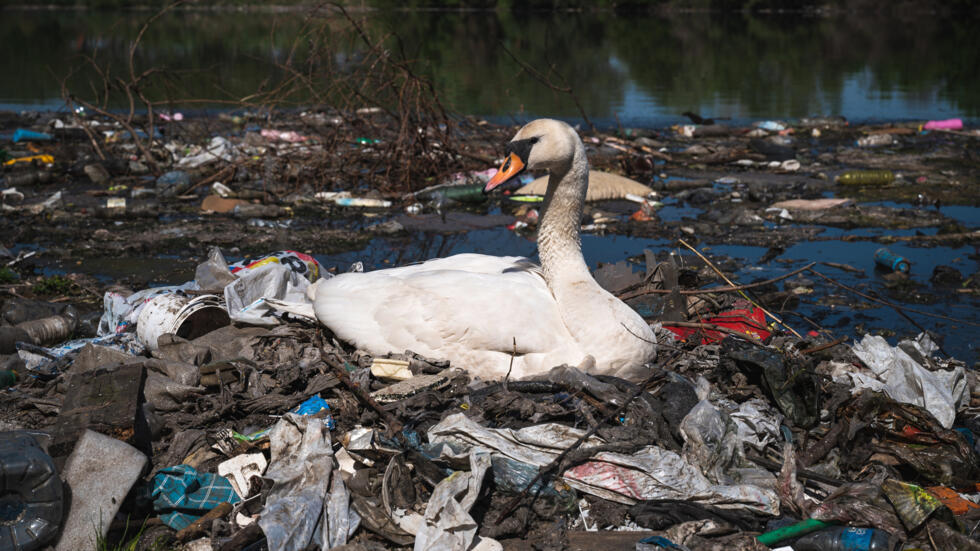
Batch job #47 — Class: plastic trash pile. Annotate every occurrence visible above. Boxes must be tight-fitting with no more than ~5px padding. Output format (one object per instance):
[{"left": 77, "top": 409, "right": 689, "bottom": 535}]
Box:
[
  {"left": 1, "top": 109, "right": 979, "bottom": 551},
  {"left": 1, "top": 241, "right": 979, "bottom": 551}
]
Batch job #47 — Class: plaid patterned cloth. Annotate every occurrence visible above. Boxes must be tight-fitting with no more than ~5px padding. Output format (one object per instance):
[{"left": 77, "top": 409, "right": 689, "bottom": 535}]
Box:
[{"left": 148, "top": 464, "right": 241, "bottom": 530}]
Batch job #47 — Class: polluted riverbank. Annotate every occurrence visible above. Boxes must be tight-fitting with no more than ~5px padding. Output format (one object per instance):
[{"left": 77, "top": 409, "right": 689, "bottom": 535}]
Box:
[{"left": 1, "top": 108, "right": 979, "bottom": 551}]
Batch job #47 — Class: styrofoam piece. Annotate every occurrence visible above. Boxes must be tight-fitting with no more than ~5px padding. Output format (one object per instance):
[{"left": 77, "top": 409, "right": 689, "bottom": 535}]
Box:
[
  {"left": 370, "top": 358, "right": 413, "bottom": 381},
  {"left": 182, "top": 538, "right": 213, "bottom": 551},
  {"left": 55, "top": 430, "right": 148, "bottom": 551},
  {"left": 217, "top": 453, "right": 268, "bottom": 499},
  {"left": 235, "top": 512, "right": 256, "bottom": 527}
]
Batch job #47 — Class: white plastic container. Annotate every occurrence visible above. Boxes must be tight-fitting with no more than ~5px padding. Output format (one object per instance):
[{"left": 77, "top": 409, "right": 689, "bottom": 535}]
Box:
[{"left": 136, "top": 293, "right": 229, "bottom": 352}]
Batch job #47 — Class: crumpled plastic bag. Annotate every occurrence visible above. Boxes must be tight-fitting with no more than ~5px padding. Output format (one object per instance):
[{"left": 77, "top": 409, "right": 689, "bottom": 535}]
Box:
[
  {"left": 177, "top": 136, "right": 236, "bottom": 168},
  {"left": 849, "top": 333, "right": 966, "bottom": 429},
  {"left": 143, "top": 371, "right": 205, "bottom": 412},
  {"left": 98, "top": 284, "right": 197, "bottom": 336},
  {"left": 392, "top": 450, "right": 500, "bottom": 551},
  {"left": 258, "top": 413, "right": 359, "bottom": 551},
  {"left": 194, "top": 247, "right": 237, "bottom": 292},
  {"left": 224, "top": 263, "right": 315, "bottom": 326},
  {"left": 428, "top": 413, "right": 779, "bottom": 515},
  {"left": 222, "top": 250, "right": 325, "bottom": 326},
  {"left": 562, "top": 445, "right": 779, "bottom": 515},
  {"left": 726, "top": 398, "right": 784, "bottom": 452},
  {"left": 724, "top": 337, "right": 820, "bottom": 428},
  {"left": 681, "top": 398, "right": 741, "bottom": 484},
  {"left": 680, "top": 379, "right": 779, "bottom": 491}
]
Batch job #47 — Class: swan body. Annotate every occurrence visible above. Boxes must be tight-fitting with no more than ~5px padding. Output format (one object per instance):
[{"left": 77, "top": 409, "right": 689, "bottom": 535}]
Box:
[{"left": 311, "top": 119, "right": 656, "bottom": 380}]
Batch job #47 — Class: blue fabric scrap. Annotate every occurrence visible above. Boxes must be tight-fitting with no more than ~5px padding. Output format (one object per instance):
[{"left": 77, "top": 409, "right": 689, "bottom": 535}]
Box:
[{"left": 148, "top": 464, "right": 241, "bottom": 530}]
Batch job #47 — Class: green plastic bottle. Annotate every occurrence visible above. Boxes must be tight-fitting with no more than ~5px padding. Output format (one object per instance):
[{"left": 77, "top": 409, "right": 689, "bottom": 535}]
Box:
[
  {"left": 836, "top": 170, "right": 896, "bottom": 185},
  {"left": 0, "top": 369, "right": 17, "bottom": 387}
]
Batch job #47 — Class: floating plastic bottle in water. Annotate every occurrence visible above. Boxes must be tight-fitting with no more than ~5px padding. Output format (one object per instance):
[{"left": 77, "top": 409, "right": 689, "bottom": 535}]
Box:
[
  {"left": 921, "top": 118, "right": 963, "bottom": 131},
  {"left": 791, "top": 526, "right": 899, "bottom": 551},
  {"left": 418, "top": 183, "right": 487, "bottom": 204},
  {"left": 836, "top": 170, "right": 896, "bottom": 185},
  {"left": 874, "top": 247, "right": 911, "bottom": 273}
]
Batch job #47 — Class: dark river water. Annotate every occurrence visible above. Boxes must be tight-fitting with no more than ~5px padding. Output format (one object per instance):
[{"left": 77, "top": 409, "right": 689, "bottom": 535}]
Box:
[{"left": 1, "top": 8, "right": 978, "bottom": 126}]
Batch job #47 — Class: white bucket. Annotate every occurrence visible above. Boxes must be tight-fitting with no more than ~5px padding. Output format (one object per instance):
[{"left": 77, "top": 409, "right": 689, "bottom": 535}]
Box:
[{"left": 136, "top": 293, "right": 229, "bottom": 352}]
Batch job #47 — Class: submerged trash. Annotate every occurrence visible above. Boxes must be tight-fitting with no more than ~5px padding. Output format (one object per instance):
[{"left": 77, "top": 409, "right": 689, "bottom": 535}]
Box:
[{"left": 873, "top": 247, "right": 910, "bottom": 273}]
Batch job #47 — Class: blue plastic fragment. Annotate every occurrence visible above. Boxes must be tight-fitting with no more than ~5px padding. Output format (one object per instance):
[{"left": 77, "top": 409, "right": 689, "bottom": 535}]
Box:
[
  {"left": 955, "top": 427, "right": 975, "bottom": 447},
  {"left": 637, "top": 535, "right": 685, "bottom": 549},
  {"left": 13, "top": 128, "right": 52, "bottom": 143},
  {"left": 292, "top": 395, "right": 335, "bottom": 429},
  {"left": 400, "top": 429, "right": 422, "bottom": 449},
  {"left": 780, "top": 424, "right": 794, "bottom": 443}
]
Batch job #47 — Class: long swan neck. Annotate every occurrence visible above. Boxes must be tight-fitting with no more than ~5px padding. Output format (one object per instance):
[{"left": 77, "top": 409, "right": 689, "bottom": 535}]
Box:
[{"left": 538, "top": 144, "right": 590, "bottom": 284}]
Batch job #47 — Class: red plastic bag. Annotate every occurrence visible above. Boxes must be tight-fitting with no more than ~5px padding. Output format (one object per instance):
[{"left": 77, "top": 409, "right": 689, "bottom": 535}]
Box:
[{"left": 663, "top": 305, "right": 770, "bottom": 344}]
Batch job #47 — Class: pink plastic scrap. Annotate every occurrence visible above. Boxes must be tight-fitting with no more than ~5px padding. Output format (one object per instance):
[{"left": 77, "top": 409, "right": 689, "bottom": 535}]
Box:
[
  {"left": 922, "top": 118, "right": 963, "bottom": 131},
  {"left": 260, "top": 129, "right": 309, "bottom": 143}
]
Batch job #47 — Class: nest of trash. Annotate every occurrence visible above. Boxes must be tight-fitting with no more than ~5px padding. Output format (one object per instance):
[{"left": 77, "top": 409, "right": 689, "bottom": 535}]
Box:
[
  {"left": 2, "top": 107, "right": 979, "bottom": 550},
  {"left": 1, "top": 240, "right": 979, "bottom": 551}
]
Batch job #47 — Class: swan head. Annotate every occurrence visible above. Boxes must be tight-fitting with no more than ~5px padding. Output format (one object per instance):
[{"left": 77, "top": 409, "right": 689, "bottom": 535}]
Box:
[{"left": 485, "top": 119, "right": 580, "bottom": 192}]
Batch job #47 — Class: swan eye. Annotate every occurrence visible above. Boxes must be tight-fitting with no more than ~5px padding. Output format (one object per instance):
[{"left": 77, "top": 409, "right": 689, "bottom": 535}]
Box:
[
  {"left": 501, "top": 158, "right": 511, "bottom": 171},
  {"left": 529, "top": 137, "right": 539, "bottom": 145}
]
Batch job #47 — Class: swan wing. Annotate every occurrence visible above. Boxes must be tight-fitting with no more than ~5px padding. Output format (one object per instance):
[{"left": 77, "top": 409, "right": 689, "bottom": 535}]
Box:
[{"left": 312, "top": 254, "right": 571, "bottom": 362}]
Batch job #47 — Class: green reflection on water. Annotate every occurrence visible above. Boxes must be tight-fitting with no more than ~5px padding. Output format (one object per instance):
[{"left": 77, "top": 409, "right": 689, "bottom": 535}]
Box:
[{"left": 1, "top": 9, "right": 976, "bottom": 123}]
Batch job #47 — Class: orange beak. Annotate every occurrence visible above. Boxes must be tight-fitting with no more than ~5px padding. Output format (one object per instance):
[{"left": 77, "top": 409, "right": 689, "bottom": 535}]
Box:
[{"left": 484, "top": 153, "right": 525, "bottom": 193}]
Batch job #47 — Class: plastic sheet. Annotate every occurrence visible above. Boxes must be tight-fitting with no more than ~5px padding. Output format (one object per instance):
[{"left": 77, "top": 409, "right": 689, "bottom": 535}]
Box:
[
  {"left": 143, "top": 371, "right": 205, "bottom": 412},
  {"left": 849, "top": 333, "right": 966, "bottom": 429},
  {"left": 224, "top": 262, "right": 316, "bottom": 326},
  {"left": 411, "top": 451, "right": 498, "bottom": 551},
  {"left": 177, "top": 136, "right": 236, "bottom": 168},
  {"left": 680, "top": 398, "right": 741, "bottom": 484},
  {"left": 428, "top": 413, "right": 779, "bottom": 515},
  {"left": 258, "top": 413, "right": 359, "bottom": 551},
  {"left": 725, "top": 338, "right": 820, "bottom": 428},
  {"left": 194, "top": 247, "right": 237, "bottom": 291}
]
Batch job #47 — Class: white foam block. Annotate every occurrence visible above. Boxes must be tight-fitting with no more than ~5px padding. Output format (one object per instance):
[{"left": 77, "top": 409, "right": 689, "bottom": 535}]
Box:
[{"left": 55, "top": 430, "right": 148, "bottom": 551}]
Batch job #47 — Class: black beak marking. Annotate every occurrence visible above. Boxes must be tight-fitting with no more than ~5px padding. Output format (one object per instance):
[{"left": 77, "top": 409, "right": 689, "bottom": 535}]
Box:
[{"left": 506, "top": 137, "right": 537, "bottom": 167}]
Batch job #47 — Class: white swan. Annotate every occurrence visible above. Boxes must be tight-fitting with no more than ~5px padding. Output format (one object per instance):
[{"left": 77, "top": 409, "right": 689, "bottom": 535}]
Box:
[{"left": 310, "top": 119, "right": 656, "bottom": 380}]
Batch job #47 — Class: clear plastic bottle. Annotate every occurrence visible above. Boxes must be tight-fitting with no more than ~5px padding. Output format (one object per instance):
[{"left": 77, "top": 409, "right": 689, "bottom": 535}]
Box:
[
  {"left": 792, "top": 526, "right": 900, "bottom": 551},
  {"left": 15, "top": 311, "right": 77, "bottom": 346}
]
